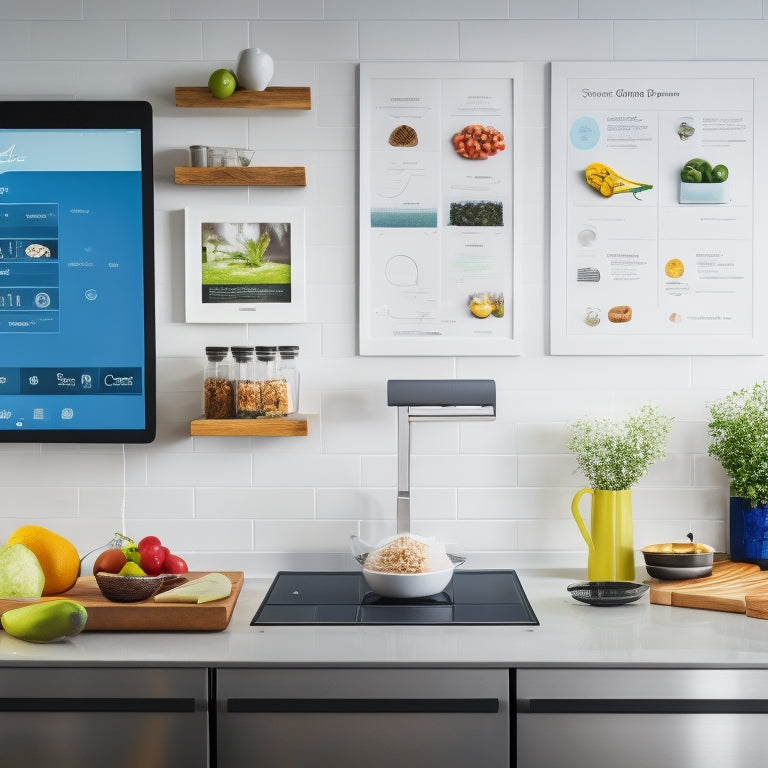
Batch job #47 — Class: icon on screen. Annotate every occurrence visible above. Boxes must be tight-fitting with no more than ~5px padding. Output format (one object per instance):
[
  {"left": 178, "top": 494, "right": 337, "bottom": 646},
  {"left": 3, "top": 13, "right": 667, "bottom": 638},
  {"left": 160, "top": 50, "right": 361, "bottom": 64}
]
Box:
[
  {"left": 61, "top": 408, "right": 74, "bottom": 420},
  {"left": 85, "top": 289, "right": 97, "bottom": 301},
  {"left": 33, "top": 408, "right": 44, "bottom": 420}
]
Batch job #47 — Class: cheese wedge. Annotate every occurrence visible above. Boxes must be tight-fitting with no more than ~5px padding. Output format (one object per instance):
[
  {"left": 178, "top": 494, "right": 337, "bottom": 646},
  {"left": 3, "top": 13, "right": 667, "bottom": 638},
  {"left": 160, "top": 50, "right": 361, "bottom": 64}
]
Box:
[{"left": 153, "top": 573, "right": 232, "bottom": 604}]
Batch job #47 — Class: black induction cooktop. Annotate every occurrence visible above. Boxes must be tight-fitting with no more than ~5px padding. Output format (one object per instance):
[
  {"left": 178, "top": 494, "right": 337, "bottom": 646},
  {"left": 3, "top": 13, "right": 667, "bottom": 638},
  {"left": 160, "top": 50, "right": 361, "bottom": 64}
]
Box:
[{"left": 251, "top": 570, "right": 539, "bottom": 626}]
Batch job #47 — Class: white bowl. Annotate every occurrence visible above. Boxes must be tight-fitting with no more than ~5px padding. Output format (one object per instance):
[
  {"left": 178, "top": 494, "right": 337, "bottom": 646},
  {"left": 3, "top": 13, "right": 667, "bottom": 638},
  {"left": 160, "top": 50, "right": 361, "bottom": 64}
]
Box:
[{"left": 362, "top": 566, "right": 455, "bottom": 599}]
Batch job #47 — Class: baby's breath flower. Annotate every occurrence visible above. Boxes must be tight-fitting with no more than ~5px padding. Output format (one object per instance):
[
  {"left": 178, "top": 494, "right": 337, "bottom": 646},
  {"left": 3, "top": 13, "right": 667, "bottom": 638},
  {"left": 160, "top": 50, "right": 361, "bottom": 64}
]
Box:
[
  {"left": 708, "top": 381, "right": 768, "bottom": 507},
  {"left": 567, "top": 404, "right": 673, "bottom": 490}
]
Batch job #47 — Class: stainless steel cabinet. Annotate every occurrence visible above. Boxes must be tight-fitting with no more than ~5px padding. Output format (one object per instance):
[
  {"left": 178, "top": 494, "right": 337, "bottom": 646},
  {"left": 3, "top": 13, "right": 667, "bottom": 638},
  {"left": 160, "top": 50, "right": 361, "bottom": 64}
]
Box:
[
  {"left": 0, "top": 667, "right": 209, "bottom": 768},
  {"left": 216, "top": 667, "right": 511, "bottom": 768},
  {"left": 517, "top": 668, "right": 768, "bottom": 768}
]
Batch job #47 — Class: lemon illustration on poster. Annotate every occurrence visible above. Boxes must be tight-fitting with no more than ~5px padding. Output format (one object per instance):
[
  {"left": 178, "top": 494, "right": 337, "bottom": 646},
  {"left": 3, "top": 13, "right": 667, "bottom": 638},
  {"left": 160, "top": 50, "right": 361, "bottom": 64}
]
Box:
[
  {"left": 550, "top": 60, "right": 766, "bottom": 356},
  {"left": 359, "top": 62, "right": 523, "bottom": 356}
]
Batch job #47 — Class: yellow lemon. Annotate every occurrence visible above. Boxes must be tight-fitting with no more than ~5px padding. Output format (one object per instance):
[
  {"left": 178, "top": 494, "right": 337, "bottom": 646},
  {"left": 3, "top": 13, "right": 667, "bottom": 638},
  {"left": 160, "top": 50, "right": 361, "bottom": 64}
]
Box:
[
  {"left": 665, "top": 258, "right": 684, "bottom": 278},
  {"left": 469, "top": 296, "right": 493, "bottom": 318},
  {"left": 6, "top": 525, "right": 80, "bottom": 595}
]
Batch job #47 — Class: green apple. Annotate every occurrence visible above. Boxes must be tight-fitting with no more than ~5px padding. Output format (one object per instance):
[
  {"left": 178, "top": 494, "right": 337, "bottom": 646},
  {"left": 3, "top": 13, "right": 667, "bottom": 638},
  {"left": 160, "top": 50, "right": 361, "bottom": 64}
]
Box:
[{"left": 208, "top": 68, "right": 237, "bottom": 98}]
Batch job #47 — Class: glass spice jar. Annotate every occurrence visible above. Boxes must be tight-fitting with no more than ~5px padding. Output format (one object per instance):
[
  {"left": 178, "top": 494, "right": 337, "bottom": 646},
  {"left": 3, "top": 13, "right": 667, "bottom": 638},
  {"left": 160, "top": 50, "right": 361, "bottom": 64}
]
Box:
[
  {"left": 277, "top": 345, "right": 300, "bottom": 415},
  {"left": 203, "top": 346, "right": 235, "bottom": 419},
  {"left": 231, "top": 346, "right": 261, "bottom": 419},
  {"left": 255, "top": 345, "right": 289, "bottom": 417}
]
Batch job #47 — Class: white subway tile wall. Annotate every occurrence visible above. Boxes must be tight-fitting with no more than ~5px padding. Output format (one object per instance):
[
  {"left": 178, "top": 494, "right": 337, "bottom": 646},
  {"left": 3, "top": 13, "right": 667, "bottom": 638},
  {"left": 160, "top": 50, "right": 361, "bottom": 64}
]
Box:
[{"left": 1, "top": 3, "right": 764, "bottom": 573}]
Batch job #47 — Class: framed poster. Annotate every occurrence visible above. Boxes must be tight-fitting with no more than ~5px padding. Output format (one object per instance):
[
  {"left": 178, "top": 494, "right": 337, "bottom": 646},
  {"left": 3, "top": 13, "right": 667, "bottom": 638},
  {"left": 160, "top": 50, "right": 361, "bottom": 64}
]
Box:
[
  {"left": 359, "top": 62, "right": 522, "bottom": 356},
  {"left": 550, "top": 61, "right": 768, "bottom": 355},
  {"left": 184, "top": 206, "right": 305, "bottom": 323}
]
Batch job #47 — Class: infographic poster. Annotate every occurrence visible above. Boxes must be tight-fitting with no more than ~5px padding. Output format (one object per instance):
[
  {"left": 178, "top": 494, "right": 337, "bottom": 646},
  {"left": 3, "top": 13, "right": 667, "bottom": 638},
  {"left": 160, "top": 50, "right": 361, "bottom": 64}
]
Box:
[
  {"left": 359, "top": 62, "right": 522, "bottom": 356},
  {"left": 550, "top": 61, "right": 767, "bottom": 355}
]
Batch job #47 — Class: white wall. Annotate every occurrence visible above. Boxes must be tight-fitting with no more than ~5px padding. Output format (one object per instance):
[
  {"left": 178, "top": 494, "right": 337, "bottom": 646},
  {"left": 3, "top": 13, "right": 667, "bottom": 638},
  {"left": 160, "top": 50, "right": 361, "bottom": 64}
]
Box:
[{"left": 1, "top": 0, "right": 766, "bottom": 574}]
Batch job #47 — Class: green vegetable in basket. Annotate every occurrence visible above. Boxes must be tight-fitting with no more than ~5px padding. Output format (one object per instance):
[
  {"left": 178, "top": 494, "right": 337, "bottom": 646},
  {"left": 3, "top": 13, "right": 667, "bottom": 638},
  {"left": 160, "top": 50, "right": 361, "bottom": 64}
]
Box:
[
  {"left": 712, "top": 164, "right": 729, "bottom": 183},
  {"left": 680, "top": 157, "right": 728, "bottom": 184},
  {"left": 680, "top": 165, "right": 702, "bottom": 183}
]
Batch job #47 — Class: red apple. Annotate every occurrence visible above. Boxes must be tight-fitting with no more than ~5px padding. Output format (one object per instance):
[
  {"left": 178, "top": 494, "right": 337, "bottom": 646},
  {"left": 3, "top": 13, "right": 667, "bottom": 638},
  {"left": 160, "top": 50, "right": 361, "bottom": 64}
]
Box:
[{"left": 163, "top": 553, "right": 188, "bottom": 574}]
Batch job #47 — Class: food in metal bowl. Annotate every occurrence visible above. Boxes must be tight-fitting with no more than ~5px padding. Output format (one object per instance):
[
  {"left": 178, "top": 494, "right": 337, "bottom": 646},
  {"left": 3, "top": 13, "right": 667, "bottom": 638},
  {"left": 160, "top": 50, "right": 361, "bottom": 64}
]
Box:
[{"left": 642, "top": 542, "right": 715, "bottom": 580}]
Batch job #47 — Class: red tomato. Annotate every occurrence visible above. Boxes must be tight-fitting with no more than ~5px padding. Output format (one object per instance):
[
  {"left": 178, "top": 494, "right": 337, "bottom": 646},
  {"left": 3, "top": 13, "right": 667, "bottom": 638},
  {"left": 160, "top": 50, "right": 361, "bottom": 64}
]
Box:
[
  {"left": 139, "top": 541, "right": 166, "bottom": 576},
  {"left": 163, "top": 553, "right": 188, "bottom": 574}
]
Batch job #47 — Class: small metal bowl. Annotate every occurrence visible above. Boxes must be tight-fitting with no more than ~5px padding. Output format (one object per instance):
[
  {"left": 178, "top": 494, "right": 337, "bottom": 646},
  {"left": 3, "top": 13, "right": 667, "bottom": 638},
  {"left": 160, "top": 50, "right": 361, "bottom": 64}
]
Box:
[
  {"left": 642, "top": 542, "right": 715, "bottom": 580},
  {"left": 95, "top": 572, "right": 184, "bottom": 603}
]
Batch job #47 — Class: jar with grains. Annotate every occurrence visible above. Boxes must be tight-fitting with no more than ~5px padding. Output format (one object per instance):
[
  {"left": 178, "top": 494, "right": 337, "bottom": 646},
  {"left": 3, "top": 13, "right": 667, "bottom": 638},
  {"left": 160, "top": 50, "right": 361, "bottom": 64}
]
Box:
[
  {"left": 231, "top": 345, "right": 261, "bottom": 419},
  {"left": 203, "top": 346, "right": 235, "bottom": 419},
  {"left": 277, "top": 345, "right": 300, "bottom": 414},
  {"left": 255, "top": 345, "right": 289, "bottom": 417}
]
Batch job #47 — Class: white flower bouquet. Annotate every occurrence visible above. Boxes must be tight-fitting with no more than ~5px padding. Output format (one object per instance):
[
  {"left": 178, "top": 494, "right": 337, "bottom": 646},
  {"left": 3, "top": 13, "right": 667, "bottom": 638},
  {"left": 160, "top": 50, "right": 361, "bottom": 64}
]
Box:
[{"left": 567, "top": 404, "right": 673, "bottom": 490}]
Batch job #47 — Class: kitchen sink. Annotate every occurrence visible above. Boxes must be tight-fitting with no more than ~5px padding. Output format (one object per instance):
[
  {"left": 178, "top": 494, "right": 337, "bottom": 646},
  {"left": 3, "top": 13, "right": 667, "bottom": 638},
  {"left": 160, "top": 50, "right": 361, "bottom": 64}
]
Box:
[{"left": 251, "top": 569, "right": 538, "bottom": 626}]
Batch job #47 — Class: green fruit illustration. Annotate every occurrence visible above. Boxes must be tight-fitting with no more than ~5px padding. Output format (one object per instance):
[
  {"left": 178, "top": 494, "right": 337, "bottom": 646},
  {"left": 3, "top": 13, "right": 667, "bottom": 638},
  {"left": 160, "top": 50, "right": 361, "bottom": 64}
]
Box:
[
  {"left": 1, "top": 599, "right": 87, "bottom": 643},
  {"left": 712, "top": 164, "right": 729, "bottom": 182}
]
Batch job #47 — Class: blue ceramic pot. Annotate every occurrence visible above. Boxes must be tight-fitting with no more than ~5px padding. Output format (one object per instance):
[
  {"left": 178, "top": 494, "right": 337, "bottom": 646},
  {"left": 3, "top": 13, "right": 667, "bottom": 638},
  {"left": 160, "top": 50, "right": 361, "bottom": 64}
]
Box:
[{"left": 729, "top": 496, "right": 768, "bottom": 569}]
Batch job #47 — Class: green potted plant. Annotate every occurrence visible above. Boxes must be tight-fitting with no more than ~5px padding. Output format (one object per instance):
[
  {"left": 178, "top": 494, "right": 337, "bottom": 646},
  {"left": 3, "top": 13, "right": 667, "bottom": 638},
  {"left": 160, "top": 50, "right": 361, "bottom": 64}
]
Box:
[
  {"left": 707, "top": 381, "right": 768, "bottom": 567},
  {"left": 567, "top": 404, "right": 673, "bottom": 581}
]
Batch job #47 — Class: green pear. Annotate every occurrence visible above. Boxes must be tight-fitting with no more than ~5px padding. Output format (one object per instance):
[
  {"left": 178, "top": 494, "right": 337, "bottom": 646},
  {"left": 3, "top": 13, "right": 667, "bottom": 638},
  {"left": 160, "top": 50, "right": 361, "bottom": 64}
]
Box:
[{"left": 0, "top": 544, "right": 45, "bottom": 598}]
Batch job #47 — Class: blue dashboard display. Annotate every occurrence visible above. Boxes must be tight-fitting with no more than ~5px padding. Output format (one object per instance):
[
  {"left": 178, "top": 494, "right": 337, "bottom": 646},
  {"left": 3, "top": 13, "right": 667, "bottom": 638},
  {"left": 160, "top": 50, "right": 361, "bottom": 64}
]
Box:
[{"left": 0, "top": 102, "right": 155, "bottom": 442}]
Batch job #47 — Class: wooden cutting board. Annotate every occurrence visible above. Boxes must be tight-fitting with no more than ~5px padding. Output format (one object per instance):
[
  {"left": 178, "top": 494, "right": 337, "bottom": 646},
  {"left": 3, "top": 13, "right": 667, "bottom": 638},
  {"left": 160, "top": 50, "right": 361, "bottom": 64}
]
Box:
[
  {"left": 0, "top": 571, "right": 244, "bottom": 632},
  {"left": 648, "top": 560, "right": 768, "bottom": 619}
]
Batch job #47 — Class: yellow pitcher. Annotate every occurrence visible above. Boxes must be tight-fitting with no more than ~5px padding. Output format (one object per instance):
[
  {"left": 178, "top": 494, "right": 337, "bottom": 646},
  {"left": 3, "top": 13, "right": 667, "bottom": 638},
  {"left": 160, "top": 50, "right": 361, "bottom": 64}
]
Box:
[{"left": 571, "top": 488, "right": 635, "bottom": 581}]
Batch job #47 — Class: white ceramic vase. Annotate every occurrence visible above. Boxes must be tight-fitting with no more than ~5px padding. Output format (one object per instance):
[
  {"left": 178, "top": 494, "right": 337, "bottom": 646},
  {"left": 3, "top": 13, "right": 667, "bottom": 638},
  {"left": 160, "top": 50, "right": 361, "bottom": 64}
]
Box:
[{"left": 235, "top": 47, "right": 274, "bottom": 91}]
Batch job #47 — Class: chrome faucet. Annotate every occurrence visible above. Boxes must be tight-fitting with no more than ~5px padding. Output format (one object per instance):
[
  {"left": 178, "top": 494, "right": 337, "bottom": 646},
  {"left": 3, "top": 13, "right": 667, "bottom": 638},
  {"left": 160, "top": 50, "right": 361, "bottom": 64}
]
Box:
[{"left": 387, "top": 379, "right": 496, "bottom": 535}]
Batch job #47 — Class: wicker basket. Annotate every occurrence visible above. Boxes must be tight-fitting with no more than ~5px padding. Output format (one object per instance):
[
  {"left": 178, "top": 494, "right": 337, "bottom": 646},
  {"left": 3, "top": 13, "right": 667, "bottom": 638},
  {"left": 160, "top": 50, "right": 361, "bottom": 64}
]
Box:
[{"left": 95, "top": 572, "right": 185, "bottom": 603}]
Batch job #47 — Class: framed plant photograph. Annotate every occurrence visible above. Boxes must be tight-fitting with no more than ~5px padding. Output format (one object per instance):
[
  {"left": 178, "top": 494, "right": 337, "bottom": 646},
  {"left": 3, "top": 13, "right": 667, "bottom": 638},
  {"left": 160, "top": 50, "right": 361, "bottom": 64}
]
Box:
[{"left": 184, "top": 206, "right": 305, "bottom": 323}]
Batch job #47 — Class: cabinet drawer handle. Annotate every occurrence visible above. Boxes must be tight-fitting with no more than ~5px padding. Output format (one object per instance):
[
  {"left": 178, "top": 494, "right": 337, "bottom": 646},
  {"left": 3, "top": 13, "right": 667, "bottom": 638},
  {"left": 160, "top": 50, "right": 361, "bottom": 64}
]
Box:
[
  {"left": 524, "top": 699, "right": 768, "bottom": 715},
  {"left": 0, "top": 697, "right": 196, "bottom": 713},
  {"left": 227, "top": 698, "right": 500, "bottom": 714}
]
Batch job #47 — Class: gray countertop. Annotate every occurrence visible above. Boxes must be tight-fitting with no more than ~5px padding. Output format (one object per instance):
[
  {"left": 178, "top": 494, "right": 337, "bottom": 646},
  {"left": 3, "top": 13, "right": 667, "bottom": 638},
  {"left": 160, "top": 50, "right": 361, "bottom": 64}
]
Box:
[{"left": 2, "top": 567, "right": 768, "bottom": 668}]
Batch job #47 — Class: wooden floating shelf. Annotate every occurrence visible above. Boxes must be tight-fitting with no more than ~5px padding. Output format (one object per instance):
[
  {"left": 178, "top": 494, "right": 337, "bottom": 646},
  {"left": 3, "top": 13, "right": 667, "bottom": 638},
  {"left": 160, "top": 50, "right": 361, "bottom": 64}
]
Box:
[
  {"left": 175, "top": 86, "right": 311, "bottom": 110},
  {"left": 190, "top": 415, "right": 308, "bottom": 437},
  {"left": 174, "top": 166, "right": 306, "bottom": 187}
]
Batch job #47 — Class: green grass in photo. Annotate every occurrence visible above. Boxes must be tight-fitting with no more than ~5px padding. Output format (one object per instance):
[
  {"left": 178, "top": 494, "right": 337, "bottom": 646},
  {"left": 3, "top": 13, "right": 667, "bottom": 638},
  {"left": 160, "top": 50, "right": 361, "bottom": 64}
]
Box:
[{"left": 202, "top": 259, "right": 290, "bottom": 285}]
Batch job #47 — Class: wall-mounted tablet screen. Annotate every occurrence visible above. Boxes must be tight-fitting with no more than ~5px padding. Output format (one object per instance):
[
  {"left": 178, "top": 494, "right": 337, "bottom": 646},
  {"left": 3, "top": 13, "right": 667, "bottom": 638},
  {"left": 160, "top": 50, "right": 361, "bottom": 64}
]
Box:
[{"left": 0, "top": 101, "right": 155, "bottom": 442}]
